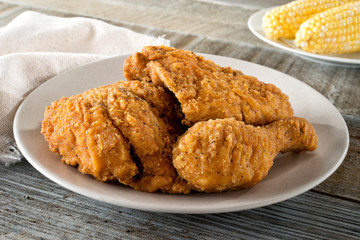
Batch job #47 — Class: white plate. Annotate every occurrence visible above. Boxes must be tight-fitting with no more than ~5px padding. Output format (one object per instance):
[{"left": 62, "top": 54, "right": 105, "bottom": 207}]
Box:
[
  {"left": 14, "top": 54, "right": 349, "bottom": 214},
  {"left": 248, "top": 7, "right": 360, "bottom": 67}
]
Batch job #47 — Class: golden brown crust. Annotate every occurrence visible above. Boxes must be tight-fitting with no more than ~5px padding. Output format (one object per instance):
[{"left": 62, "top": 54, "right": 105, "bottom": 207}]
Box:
[
  {"left": 172, "top": 117, "right": 317, "bottom": 192},
  {"left": 42, "top": 46, "right": 317, "bottom": 194},
  {"left": 41, "top": 81, "right": 191, "bottom": 193},
  {"left": 124, "top": 45, "right": 294, "bottom": 126},
  {"left": 111, "top": 80, "right": 184, "bottom": 137},
  {"left": 41, "top": 94, "right": 138, "bottom": 185}
]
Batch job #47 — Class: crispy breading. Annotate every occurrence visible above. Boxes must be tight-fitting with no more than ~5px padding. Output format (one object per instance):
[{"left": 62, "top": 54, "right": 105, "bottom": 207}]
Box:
[
  {"left": 111, "top": 80, "right": 184, "bottom": 137},
  {"left": 41, "top": 94, "right": 138, "bottom": 185},
  {"left": 42, "top": 46, "right": 318, "bottom": 194},
  {"left": 41, "top": 81, "right": 191, "bottom": 193},
  {"left": 124, "top": 45, "right": 294, "bottom": 126},
  {"left": 172, "top": 117, "right": 317, "bottom": 192}
]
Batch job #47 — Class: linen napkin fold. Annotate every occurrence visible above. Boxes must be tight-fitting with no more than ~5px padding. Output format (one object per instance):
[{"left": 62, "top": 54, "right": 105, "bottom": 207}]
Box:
[{"left": 0, "top": 11, "right": 170, "bottom": 165}]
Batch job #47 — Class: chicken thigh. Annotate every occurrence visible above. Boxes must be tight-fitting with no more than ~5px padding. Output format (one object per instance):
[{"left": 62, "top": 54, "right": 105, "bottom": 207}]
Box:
[{"left": 124, "top": 45, "right": 294, "bottom": 126}]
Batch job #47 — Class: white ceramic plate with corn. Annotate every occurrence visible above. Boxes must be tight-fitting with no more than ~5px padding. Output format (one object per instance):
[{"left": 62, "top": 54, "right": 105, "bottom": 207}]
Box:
[{"left": 248, "top": 0, "right": 360, "bottom": 67}]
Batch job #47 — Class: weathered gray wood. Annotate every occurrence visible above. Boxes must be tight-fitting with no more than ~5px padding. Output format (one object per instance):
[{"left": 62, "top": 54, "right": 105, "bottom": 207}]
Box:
[
  {"left": 0, "top": 0, "right": 358, "bottom": 116},
  {"left": 0, "top": 0, "right": 359, "bottom": 239},
  {"left": 313, "top": 114, "right": 360, "bottom": 201},
  {"left": 1, "top": 161, "right": 359, "bottom": 240}
]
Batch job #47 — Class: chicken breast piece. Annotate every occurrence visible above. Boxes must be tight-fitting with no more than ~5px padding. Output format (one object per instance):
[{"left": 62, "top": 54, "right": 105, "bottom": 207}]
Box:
[
  {"left": 123, "top": 45, "right": 294, "bottom": 126},
  {"left": 172, "top": 117, "right": 317, "bottom": 192},
  {"left": 110, "top": 80, "right": 184, "bottom": 137},
  {"left": 41, "top": 94, "right": 138, "bottom": 185},
  {"left": 42, "top": 81, "right": 190, "bottom": 193}
]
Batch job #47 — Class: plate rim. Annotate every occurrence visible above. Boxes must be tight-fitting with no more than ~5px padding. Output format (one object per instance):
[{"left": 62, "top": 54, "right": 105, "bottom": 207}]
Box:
[
  {"left": 248, "top": 7, "right": 360, "bottom": 66},
  {"left": 13, "top": 54, "right": 350, "bottom": 214}
]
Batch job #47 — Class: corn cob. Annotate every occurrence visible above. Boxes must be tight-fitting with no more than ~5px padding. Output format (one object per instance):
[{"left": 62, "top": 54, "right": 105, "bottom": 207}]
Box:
[
  {"left": 262, "top": 0, "right": 356, "bottom": 40},
  {"left": 295, "top": 1, "right": 360, "bottom": 54}
]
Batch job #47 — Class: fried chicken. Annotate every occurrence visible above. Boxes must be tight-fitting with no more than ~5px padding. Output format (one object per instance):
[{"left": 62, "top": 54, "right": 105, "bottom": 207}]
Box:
[
  {"left": 123, "top": 45, "right": 294, "bottom": 126},
  {"left": 41, "top": 92, "right": 138, "bottom": 185},
  {"left": 172, "top": 117, "right": 317, "bottom": 192},
  {"left": 110, "top": 80, "right": 184, "bottom": 137},
  {"left": 42, "top": 46, "right": 318, "bottom": 194},
  {"left": 41, "top": 81, "right": 190, "bottom": 193}
]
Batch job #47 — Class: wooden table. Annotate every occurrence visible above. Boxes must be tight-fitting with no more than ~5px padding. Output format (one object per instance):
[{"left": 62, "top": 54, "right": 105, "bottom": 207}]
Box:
[{"left": 1, "top": 0, "right": 359, "bottom": 239}]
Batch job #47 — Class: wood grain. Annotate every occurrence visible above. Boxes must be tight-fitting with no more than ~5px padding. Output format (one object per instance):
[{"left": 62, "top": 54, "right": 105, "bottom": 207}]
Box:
[
  {"left": 1, "top": 1, "right": 358, "bottom": 116},
  {"left": 1, "top": 161, "right": 359, "bottom": 239},
  {"left": 313, "top": 114, "right": 360, "bottom": 201},
  {"left": 0, "top": 0, "right": 359, "bottom": 239}
]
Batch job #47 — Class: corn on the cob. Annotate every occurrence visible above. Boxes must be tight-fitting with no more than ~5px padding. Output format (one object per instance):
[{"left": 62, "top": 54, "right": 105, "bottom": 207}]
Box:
[
  {"left": 262, "top": 0, "right": 356, "bottom": 40},
  {"left": 295, "top": 1, "right": 360, "bottom": 54}
]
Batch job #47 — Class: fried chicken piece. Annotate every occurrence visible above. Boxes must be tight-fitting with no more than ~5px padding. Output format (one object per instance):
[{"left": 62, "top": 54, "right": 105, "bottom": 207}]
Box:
[
  {"left": 172, "top": 117, "right": 317, "bottom": 192},
  {"left": 42, "top": 81, "right": 190, "bottom": 193},
  {"left": 123, "top": 45, "right": 294, "bottom": 126},
  {"left": 41, "top": 94, "right": 138, "bottom": 185},
  {"left": 83, "top": 84, "right": 190, "bottom": 193},
  {"left": 110, "top": 80, "right": 184, "bottom": 136}
]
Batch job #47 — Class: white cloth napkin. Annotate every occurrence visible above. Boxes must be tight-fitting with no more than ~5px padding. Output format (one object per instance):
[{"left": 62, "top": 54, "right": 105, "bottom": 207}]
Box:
[{"left": 0, "top": 11, "right": 170, "bottom": 165}]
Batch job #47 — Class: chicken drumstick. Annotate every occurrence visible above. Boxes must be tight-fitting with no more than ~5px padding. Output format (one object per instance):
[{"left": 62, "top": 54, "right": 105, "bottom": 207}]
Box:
[{"left": 172, "top": 117, "right": 318, "bottom": 192}]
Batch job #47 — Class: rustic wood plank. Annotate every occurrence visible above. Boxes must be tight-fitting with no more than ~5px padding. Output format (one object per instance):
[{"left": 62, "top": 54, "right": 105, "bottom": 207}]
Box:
[
  {"left": 0, "top": 1, "right": 359, "bottom": 239},
  {"left": 0, "top": 3, "right": 25, "bottom": 26},
  {"left": 313, "top": 114, "right": 360, "bottom": 200},
  {"left": 195, "top": 0, "right": 289, "bottom": 8},
  {"left": 0, "top": 0, "right": 358, "bottom": 201},
  {"left": 1, "top": 160, "right": 359, "bottom": 239},
  {"left": 0, "top": 1, "right": 359, "bottom": 116},
  {"left": 0, "top": 0, "right": 294, "bottom": 50}
]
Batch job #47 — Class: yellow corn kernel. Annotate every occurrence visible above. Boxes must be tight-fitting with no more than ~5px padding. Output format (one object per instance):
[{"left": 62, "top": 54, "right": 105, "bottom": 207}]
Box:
[
  {"left": 295, "top": 1, "right": 360, "bottom": 54},
  {"left": 262, "top": 0, "right": 356, "bottom": 40}
]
